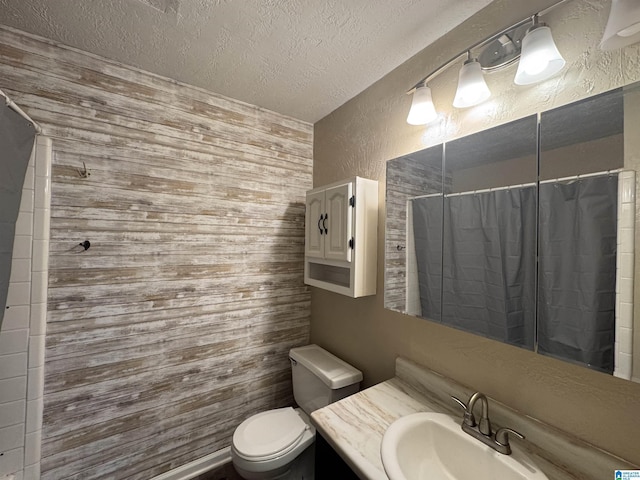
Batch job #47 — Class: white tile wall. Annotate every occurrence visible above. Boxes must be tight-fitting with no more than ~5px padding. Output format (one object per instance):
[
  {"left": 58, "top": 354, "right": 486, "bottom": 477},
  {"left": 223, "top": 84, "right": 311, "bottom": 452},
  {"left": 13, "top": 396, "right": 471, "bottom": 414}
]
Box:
[
  {"left": 0, "top": 136, "right": 51, "bottom": 480},
  {"left": 0, "top": 378, "right": 27, "bottom": 405},
  {"left": 614, "top": 170, "right": 635, "bottom": 380},
  {"left": 2, "top": 307, "right": 30, "bottom": 331},
  {"left": 0, "top": 401, "right": 25, "bottom": 429}
]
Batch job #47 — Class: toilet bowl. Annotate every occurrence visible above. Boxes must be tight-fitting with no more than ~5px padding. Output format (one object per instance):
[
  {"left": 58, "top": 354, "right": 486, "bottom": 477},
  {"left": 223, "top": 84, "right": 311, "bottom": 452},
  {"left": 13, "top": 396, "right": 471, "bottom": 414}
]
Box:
[
  {"left": 230, "top": 345, "right": 362, "bottom": 480},
  {"left": 231, "top": 407, "right": 315, "bottom": 480}
]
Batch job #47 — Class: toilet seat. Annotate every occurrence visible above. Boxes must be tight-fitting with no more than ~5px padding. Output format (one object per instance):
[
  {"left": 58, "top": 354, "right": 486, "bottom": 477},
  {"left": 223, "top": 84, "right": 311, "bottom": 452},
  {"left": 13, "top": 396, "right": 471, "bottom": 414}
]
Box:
[{"left": 233, "top": 407, "right": 309, "bottom": 461}]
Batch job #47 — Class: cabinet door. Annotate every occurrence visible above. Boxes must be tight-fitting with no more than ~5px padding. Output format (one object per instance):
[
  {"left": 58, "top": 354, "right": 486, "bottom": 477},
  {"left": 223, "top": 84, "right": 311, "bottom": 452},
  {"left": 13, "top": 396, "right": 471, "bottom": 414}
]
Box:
[
  {"left": 324, "top": 182, "right": 353, "bottom": 262},
  {"left": 305, "top": 190, "right": 325, "bottom": 258}
]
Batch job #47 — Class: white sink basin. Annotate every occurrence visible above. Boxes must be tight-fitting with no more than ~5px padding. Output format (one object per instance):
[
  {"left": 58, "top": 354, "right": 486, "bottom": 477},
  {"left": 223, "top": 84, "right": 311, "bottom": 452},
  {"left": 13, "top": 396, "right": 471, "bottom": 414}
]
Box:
[{"left": 381, "top": 412, "right": 548, "bottom": 480}]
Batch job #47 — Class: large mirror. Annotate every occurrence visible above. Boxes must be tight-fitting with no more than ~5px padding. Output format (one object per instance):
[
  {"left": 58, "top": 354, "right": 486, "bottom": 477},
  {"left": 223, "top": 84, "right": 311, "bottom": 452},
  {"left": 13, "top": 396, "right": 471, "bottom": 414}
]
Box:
[{"left": 385, "top": 80, "right": 639, "bottom": 382}]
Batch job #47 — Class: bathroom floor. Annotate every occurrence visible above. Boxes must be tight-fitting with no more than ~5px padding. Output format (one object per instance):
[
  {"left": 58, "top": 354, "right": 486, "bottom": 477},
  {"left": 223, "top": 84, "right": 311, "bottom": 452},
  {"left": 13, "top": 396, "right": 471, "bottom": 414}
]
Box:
[
  {"left": 192, "top": 463, "right": 243, "bottom": 480},
  {"left": 195, "top": 446, "right": 315, "bottom": 480}
]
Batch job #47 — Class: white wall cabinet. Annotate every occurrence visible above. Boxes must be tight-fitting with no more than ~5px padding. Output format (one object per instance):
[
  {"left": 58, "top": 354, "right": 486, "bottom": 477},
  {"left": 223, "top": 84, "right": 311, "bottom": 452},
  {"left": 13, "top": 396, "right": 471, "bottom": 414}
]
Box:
[{"left": 304, "top": 177, "right": 378, "bottom": 297}]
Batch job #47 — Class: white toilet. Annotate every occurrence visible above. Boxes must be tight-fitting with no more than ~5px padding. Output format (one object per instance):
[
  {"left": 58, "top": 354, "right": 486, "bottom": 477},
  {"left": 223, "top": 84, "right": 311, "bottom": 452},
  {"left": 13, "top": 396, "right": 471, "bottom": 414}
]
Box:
[{"left": 231, "top": 344, "right": 363, "bottom": 479}]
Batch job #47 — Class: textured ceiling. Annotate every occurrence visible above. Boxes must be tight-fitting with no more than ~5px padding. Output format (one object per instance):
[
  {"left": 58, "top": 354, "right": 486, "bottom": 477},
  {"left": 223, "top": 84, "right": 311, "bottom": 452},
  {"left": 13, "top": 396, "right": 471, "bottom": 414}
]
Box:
[{"left": 0, "top": 0, "right": 493, "bottom": 122}]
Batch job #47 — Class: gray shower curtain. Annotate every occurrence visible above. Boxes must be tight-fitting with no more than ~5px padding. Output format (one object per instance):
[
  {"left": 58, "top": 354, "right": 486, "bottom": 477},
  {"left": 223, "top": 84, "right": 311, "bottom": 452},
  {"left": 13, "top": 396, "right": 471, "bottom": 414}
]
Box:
[
  {"left": 413, "top": 187, "right": 537, "bottom": 348},
  {"left": 442, "top": 187, "right": 537, "bottom": 348},
  {"left": 412, "top": 195, "right": 443, "bottom": 322},
  {"left": 0, "top": 105, "right": 37, "bottom": 329},
  {"left": 537, "top": 175, "right": 617, "bottom": 373}
]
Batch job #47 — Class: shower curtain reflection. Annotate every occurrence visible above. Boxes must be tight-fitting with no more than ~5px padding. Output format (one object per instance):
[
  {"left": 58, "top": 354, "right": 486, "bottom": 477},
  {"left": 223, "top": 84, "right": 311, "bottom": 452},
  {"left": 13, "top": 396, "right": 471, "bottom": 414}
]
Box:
[
  {"left": 537, "top": 174, "right": 618, "bottom": 374},
  {"left": 412, "top": 186, "right": 537, "bottom": 348},
  {"left": 411, "top": 174, "right": 623, "bottom": 365},
  {"left": 411, "top": 195, "right": 443, "bottom": 322}
]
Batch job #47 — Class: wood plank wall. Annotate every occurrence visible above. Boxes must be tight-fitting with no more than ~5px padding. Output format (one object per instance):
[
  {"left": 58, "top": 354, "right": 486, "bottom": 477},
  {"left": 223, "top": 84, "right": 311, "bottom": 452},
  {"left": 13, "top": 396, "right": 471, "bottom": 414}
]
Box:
[
  {"left": 385, "top": 152, "right": 445, "bottom": 313},
  {"left": 0, "top": 26, "right": 313, "bottom": 480}
]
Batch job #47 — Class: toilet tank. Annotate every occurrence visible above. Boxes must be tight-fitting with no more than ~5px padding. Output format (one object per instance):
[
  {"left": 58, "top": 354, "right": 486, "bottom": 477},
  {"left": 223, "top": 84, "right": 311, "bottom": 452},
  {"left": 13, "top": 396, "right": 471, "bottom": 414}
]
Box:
[{"left": 289, "top": 344, "right": 363, "bottom": 414}]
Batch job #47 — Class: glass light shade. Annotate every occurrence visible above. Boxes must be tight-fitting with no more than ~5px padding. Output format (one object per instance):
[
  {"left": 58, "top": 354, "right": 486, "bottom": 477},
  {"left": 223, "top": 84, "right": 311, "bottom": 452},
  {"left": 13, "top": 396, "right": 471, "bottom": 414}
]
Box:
[
  {"left": 514, "top": 25, "right": 565, "bottom": 85},
  {"left": 406, "top": 86, "right": 438, "bottom": 125},
  {"left": 453, "top": 59, "right": 491, "bottom": 108},
  {"left": 600, "top": 0, "right": 640, "bottom": 50}
]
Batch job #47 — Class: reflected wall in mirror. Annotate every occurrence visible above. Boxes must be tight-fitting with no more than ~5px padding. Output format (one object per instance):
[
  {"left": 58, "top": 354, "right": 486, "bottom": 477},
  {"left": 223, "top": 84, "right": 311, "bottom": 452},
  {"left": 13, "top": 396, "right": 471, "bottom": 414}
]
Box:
[
  {"left": 385, "top": 81, "right": 639, "bottom": 382},
  {"left": 385, "top": 145, "right": 443, "bottom": 314}
]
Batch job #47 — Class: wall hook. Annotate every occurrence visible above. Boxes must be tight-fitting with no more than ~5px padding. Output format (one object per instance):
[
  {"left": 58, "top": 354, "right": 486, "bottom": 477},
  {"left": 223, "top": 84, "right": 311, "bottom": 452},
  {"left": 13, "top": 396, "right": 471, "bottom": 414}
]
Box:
[{"left": 77, "top": 162, "right": 90, "bottom": 178}]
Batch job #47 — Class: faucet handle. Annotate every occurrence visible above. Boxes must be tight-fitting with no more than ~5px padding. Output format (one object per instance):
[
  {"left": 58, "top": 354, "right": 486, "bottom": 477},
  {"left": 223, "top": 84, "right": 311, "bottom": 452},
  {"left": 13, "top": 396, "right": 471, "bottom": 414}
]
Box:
[
  {"left": 495, "top": 427, "right": 525, "bottom": 454},
  {"left": 451, "top": 396, "right": 476, "bottom": 427}
]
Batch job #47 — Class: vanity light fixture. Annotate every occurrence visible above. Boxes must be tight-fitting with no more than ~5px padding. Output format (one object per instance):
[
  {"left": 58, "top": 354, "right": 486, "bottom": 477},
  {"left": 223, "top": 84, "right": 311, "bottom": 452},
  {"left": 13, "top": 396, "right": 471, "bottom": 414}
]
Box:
[
  {"left": 453, "top": 53, "right": 491, "bottom": 108},
  {"left": 514, "top": 15, "right": 565, "bottom": 85},
  {"left": 406, "top": 84, "right": 438, "bottom": 125},
  {"left": 600, "top": 0, "right": 640, "bottom": 50},
  {"left": 406, "top": 0, "right": 573, "bottom": 126}
]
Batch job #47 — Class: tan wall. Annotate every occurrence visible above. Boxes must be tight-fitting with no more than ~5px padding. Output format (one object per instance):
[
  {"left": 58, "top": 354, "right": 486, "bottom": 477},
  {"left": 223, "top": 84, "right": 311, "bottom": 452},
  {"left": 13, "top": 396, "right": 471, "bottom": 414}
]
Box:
[
  {"left": 452, "top": 133, "right": 623, "bottom": 192},
  {"left": 0, "top": 26, "right": 312, "bottom": 480},
  {"left": 312, "top": 0, "right": 640, "bottom": 466}
]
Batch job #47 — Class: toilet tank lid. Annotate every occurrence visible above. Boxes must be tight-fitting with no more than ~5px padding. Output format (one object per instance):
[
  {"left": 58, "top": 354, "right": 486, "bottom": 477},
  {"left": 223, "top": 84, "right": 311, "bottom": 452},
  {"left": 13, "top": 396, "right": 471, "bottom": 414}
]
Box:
[{"left": 289, "top": 344, "right": 363, "bottom": 389}]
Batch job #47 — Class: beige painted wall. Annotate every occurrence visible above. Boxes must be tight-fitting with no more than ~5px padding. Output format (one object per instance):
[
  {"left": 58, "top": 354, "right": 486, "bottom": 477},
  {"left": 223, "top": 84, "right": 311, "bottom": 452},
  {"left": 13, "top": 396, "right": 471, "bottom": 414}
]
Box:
[{"left": 311, "top": 0, "right": 640, "bottom": 466}]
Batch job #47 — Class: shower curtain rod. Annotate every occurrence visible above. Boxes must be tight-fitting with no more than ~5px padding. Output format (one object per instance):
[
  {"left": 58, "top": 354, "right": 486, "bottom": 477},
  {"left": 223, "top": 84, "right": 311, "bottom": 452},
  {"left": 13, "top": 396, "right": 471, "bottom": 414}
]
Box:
[
  {"left": 411, "top": 169, "right": 625, "bottom": 200},
  {"left": 446, "top": 182, "right": 537, "bottom": 197},
  {"left": 411, "top": 182, "right": 536, "bottom": 200},
  {"left": 539, "top": 168, "right": 623, "bottom": 184},
  {"left": 0, "top": 89, "right": 42, "bottom": 134}
]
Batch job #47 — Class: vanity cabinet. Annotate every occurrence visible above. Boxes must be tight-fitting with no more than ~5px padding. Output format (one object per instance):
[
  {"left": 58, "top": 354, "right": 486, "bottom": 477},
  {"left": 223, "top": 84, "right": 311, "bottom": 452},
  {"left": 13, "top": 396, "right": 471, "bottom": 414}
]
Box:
[{"left": 304, "top": 177, "right": 378, "bottom": 297}]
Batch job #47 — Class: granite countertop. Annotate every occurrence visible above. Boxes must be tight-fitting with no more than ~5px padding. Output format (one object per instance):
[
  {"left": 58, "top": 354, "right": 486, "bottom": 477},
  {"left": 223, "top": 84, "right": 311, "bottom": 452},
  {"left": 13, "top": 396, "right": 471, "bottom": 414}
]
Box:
[
  {"left": 310, "top": 357, "right": 637, "bottom": 480},
  {"left": 310, "top": 376, "right": 442, "bottom": 480}
]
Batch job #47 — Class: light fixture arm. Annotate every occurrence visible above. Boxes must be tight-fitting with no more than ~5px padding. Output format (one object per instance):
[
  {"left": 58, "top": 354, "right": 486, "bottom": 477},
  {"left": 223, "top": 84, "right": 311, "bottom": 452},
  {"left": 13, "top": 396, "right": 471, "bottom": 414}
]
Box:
[
  {"left": 531, "top": 14, "right": 540, "bottom": 28},
  {"left": 527, "top": 13, "right": 548, "bottom": 33},
  {"left": 406, "top": 0, "right": 571, "bottom": 95}
]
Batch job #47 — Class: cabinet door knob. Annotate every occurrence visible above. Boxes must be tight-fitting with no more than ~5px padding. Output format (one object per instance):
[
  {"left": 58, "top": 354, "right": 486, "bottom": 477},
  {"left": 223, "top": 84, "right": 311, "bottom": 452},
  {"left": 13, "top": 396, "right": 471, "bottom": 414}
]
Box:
[
  {"left": 318, "top": 214, "right": 324, "bottom": 235},
  {"left": 323, "top": 213, "right": 328, "bottom": 234}
]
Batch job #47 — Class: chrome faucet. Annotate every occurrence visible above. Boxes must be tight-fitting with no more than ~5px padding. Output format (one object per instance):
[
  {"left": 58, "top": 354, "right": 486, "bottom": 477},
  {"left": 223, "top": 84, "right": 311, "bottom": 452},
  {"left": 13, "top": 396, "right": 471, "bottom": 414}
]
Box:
[
  {"left": 468, "top": 392, "right": 491, "bottom": 435},
  {"left": 452, "top": 392, "right": 524, "bottom": 455}
]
